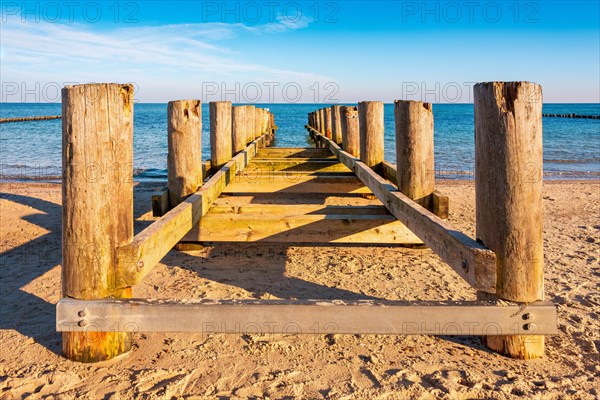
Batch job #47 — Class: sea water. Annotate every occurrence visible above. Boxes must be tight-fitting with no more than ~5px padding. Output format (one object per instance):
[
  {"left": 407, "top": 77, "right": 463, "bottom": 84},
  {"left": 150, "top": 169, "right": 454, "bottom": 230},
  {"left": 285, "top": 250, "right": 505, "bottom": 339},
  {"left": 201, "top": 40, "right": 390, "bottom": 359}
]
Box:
[{"left": 1, "top": 103, "right": 598, "bottom": 181}]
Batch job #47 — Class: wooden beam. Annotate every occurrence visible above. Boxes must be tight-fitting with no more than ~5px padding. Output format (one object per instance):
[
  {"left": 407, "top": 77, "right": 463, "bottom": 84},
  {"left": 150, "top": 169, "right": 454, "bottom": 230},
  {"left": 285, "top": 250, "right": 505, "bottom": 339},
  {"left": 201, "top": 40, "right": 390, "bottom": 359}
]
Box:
[
  {"left": 247, "top": 159, "right": 351, "bottom": 173},
  {"left": 116, "top": 135, "right": 267, "bottom": 287},
  {"left": 310, "top": 127, "right": 497, "bottom": 292},
  {"left": 182, "top": 212, "right": 422, "bottom": 244},
  {"left": 222, "top": 175, "right": 372, "bottom": 195},
  {"left": 256, "top": 148, "right": 334, "bottom": 158},
  {"left": 57, "top": 298, "right": 558, "bottom": 335},
  {"left": 207, "top": 204, "right": 391, "bottom": 216}
]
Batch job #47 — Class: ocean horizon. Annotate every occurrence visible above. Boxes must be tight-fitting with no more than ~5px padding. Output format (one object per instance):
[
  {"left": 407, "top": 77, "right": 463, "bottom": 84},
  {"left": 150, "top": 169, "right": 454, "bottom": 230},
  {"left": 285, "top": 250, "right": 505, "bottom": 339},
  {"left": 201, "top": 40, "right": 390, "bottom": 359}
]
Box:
[{"left": 1, "top": 102, "right": 598, "bottom": 182}]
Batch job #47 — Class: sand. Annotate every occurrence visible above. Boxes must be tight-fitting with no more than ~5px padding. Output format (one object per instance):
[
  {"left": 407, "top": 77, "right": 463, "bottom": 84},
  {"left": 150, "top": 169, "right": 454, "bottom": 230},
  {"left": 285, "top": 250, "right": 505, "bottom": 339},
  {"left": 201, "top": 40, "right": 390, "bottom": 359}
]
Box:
[{"left": 0, "top": 180, "right": 598, "bottom": 399}]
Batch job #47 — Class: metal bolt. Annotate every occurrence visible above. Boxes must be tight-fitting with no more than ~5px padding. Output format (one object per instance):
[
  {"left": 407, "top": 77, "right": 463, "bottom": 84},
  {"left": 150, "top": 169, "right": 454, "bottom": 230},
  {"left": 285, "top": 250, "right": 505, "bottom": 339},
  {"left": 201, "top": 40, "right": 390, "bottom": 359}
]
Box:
[
  {"left": 137, "top": 260, "right": 144, "bottom": 270},
  {"left": 78, "top": 310, "right": 86, "bottom": 317},
  {"left": 78, "top": 320, "right": 86, "bottom": 327},
  {"left": 523, "top": 323, "right": 532, "bottom": 331},
  {"left": 522, "top": 313, "right": 531, "bottom": 320},
  {"left": 461, "top": 260, "right": 469, "bottom": 272}
]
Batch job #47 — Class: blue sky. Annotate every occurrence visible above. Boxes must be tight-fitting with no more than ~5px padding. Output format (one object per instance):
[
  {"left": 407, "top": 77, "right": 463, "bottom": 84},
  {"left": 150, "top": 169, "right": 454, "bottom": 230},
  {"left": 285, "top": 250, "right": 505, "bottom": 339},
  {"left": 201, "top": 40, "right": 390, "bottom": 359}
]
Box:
[{"left": 1, "top": 1, "right": 599, "bottom": 102}]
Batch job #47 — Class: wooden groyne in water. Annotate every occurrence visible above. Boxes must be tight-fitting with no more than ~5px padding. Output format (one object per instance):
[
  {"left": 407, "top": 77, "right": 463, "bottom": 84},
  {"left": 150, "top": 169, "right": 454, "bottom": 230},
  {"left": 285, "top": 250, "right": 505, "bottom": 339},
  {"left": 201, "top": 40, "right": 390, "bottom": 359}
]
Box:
[
  {"left": 54, "top": 82, "right": 557, "bottom": 364},
  {"left": 543, "top": 113, "right": 599, "bottom": 119},
  {"left": 0, "top": 115, "right": 61, "bottom": 123}
]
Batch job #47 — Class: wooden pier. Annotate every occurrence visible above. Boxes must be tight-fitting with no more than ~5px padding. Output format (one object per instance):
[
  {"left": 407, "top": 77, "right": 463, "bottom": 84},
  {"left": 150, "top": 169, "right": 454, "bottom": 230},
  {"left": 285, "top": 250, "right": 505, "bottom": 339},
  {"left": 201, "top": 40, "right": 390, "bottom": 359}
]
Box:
[{"left": 56, "top": 82, "right": 557, "bottom": 363}]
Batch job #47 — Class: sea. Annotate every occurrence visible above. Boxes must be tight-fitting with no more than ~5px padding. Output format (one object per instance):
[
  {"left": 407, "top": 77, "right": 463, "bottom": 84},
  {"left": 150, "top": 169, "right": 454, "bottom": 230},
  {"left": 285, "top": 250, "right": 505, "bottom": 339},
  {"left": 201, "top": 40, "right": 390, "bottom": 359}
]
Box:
[{"left": 1, "top": 103, "right": 598, "bottom": 182}]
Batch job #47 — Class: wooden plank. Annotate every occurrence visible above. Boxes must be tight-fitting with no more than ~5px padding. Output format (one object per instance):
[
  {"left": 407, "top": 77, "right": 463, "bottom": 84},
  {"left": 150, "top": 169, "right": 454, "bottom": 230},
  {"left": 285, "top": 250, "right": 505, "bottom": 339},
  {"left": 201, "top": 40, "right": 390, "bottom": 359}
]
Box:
[
  {"left": 151, "top": 189, "right": 170, "bottom": 217},
  {"left": 207, "top": 203, "right": 392, "bottom": 216},
  {"left": 182, "top": 213, "right": 422, "bottom": 244},
  {"left": 116, "top": 135, "right": 266, "bottom": 287},
  {"left": 382, "top": 161, "right": 449, "bottom": 219},
  {"left": 313, "top": 130, "right": 497, "bottom": 292},
  {"left": 248, "top": 159, "right": 351, "bottom": 173},
  {"left": 222, "top": 175, "right": 372, "bottom": 195},
  {"left": 57, "top": 298, "right": 558, "bottom": 335},
  {"left": 256, "top": 147, "right": 334, "bottom": 158}
]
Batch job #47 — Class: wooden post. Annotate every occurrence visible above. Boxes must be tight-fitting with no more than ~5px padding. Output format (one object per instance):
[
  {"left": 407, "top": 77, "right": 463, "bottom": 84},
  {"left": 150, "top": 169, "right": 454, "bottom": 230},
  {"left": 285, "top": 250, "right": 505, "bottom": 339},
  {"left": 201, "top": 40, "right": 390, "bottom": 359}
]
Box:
[
  {"left": 474, "top": 81, "right": 544, "bottom": 359},
  {"left": 358, "top": 101, "right": 384, "bottom": 169},
  {"left": 167, "top": 100, "right": 203, "bottom": 207},
  {"left": 340, "top": 106, "right": 360, "bottom": 157},
  {"left": 254, "top": 107, "right": 262, "bottom": 140},
  {"left": 62, "top": 83, "right": 134, "bottom": 362},
  {"left": 318, "top": 108, "right": 325, "bottom": 135},
  {"left": 210, "top": 101, "right": 232, "bottom": 173},
  {"left": 232, "top": 106, "right": 247, "bottom": 154},
  {"left": 324, "top": 107, "right": 332, "bottom": 138},
  {"left": 244, "top": 105, "right": 255, "bottom": 144},
  {"left": 394, "top": 100, "right": 435, "bottom": 209},
  {"left": 331, "top": 105, "right": 342, "bottom": 144}
]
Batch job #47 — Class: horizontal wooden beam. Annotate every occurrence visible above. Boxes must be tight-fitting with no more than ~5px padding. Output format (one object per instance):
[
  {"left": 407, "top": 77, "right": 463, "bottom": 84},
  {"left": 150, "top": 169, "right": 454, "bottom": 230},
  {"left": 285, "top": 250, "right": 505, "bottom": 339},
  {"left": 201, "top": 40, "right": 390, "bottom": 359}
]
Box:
[
  {"left": 256, "top": 147, "right": 334, "bottom": 158},
  {"left": 248, "top": 159, "right": 351, "bottom": 173},
  {"left": 182, "top": 212, "right": 422, "bottom": 244},
  {"left": 207, "top": 204, "right": 392, "bottom": 216},
  {"left": 116, "top": 134, "right": 267, "bottom": 287},
  {"left": 223, "top": 175, "right": 372, "bottom": 195},
  {"left": 57, "top": 298, "right": 558, "bottom": 335},
  {"left": 310, "top": 127, "right": 497, "bottom": 293},
  {"left": 382, "top": 160, "right": 449, "bottom": 219}
]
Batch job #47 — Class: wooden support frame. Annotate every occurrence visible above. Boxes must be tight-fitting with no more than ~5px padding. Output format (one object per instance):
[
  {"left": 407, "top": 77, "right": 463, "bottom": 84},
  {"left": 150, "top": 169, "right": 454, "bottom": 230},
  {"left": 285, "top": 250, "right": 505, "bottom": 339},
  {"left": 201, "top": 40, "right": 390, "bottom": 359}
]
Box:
[
  {"left": 57, "top": 298, "right": 558, "bottom": 335},
  {"left": 307, "top": 125, "right": 497, "bottom": 293}
]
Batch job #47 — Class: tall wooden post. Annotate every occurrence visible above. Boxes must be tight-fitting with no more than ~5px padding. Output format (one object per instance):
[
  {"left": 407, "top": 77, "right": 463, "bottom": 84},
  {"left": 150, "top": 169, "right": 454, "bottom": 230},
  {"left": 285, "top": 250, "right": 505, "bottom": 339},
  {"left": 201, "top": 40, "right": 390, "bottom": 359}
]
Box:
[
  {"left": 167, "top": 100, "right": 202, "bottom": 207},
  {"left": 210, "top": 101, "right": 232, "bottom": 173},
  {"left": 62, "top": 83, "right": 134, "bottom": 362},
  {"left": 340, "top": 106, "right": 360, "bottom": 157},
  {"left": 254, "top": 107, "right": 262, "bottom": 140},
  {"left": 474, "top": 81, "right": 544, "bottom": 359},
  {"left": 232, "top": 106, "right": 247, "bottom": 154},
  {"left": 331, "top": 105, "right": 342, "bottom": 144},
  {"left": 394, "top": 100, "right": 435, "bottom": 208},
  {"left": 244, "top": 105, "right": 255, "bottom": 144},
  {"left": 358, "top": 101, "right": 384, "bottom": 169},
  {"left": 324, "top": 107, "right": 332, "bottom": 138},
  {"left": 318, "top": 108, "right": 325, "bottom": 135}
]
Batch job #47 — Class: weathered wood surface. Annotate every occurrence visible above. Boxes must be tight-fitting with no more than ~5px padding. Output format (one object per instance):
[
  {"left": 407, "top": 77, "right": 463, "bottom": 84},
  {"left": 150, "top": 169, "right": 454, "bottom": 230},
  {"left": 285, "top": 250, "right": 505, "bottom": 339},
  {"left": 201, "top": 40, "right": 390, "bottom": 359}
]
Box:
[
  {"left": 394, "top": 100, "right": 435, "bottom": 208},
  {"left": 246, "top": 159, "right": 351, "bottom": 173},
  {"left": 61, "top": 83, "right": 134, "bottom": 362},
  {"left": 57, "top": 298, "right": 558, "bottom": 335},
  {"left": 331, "top": 105, "right": 342, "bottom": 144},
  {"left": 323, "top": 107, "right": 332, "bottom": 138},
  {"left": 311, "top": 129, "right": 497, "bottom": 292},
  {"left": 340, "top": 105, "right": 360, "bottom": 157},
  {"left": 210, "top": 101, "right": 232, "bottom": 172},
  {"left": 232, "top": 106, "right": 247, "bottom": 154},
  {"left": 244, "top": 105, "right": 255, "bottom": 144},
  {"left": 222, "top": 175, "right": 372, "bottom": 195},
  {"left": 474, "top": 81, "right": 545, "bottom": 359},
  {"left": 116, "top": 135, "right": 266, "bottom": 287},
  {"left": 381, "top": 160, "right": 449, "bottom": 219},
  {"left": 358, "top": 101, "right": 384, "bottom": 169},
  {"left": 257, "top": 147, "right": 334, "bottom": 159},
  {"left": 167, "top": 100, "right": 203, "bottom": 207}
]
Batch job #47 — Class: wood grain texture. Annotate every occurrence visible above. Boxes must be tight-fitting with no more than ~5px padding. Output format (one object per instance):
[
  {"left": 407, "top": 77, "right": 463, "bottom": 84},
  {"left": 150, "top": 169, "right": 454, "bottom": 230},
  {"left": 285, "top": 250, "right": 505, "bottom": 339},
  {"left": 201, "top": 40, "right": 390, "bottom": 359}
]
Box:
[
  {"left": 474, "top": 81, "right": 545, "bottom": 359},
  {"left": 210, "top": 101, "right": 232, "bottom": 173},
  {"left": 254, "top": 107, "right": 262, "bottom": 139},
  {"left": 167, "top": 100, "right": 202, "bottom": 207},
  {"left": 394, "top": 100, "right": 435, "bottom": 208},
  {"left": 358, "top": 101, "right": 384, "bottom": 169},
  {"left": 244, "top": 105, "right": 255, "bottom": 144},
  {"left": 232, "top": 106, "right": 247, "bottom": 154},
  {"left": 340, "top": 106, "right": 360, "bottom": 158},
  {"left": 331, "top": 105, "right": 342, "bottom": 144},
  {"left": 323, "top": 107, "right": 332, "bottom": 138},
  {"left": 61, "top": 83, "right": 134, "bottom": 362}
]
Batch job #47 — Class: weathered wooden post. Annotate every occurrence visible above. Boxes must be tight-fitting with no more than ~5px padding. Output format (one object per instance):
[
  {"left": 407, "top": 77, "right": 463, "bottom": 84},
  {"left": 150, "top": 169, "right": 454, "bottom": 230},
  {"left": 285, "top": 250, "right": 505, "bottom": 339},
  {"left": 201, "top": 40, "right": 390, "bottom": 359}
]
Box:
[
  {"left": 210, "top": 101, "right": 232, "bottom": 173},
  {"left": 340, "top": 106, "right": 360, "bottom": 157},
  {"left": 474, "top": 81, "right": 544, "bottom": 359},
  {"left": 167, "top": 100, "right": 203, "bottom": 207},
  {"left": 324, "top": 107, "right": 332, "bottom": 138},
  {"left": 244, "top": 105, "right": 255, "bottom": 144},
  {"left": 62, "top": 83, "right": 134, "bottom": 362},
  {"left": 232, "top": 106, "right": 247, "bottom": 154},
  {"left": 331, "top": 105, "right": 342, "bottom": 144},
  {"left": 254, "top": 107, "right": 262, "bottom": 140},
  {"left": 358, "top": 101, "right": 384, "bottom": 169},
  {"left": 318, "top": 108, "right": 325, "bottom": 135},
  {"left": 394, "top": 100, "right": 435, "bottom": 208}
]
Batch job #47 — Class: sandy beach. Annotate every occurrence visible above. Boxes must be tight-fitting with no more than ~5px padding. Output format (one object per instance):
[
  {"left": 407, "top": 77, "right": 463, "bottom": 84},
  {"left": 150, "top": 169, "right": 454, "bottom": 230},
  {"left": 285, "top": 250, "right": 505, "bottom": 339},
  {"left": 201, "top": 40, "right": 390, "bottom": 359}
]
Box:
[{"left": 0, "top": 179, "right": 598, "bottom": 399}]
